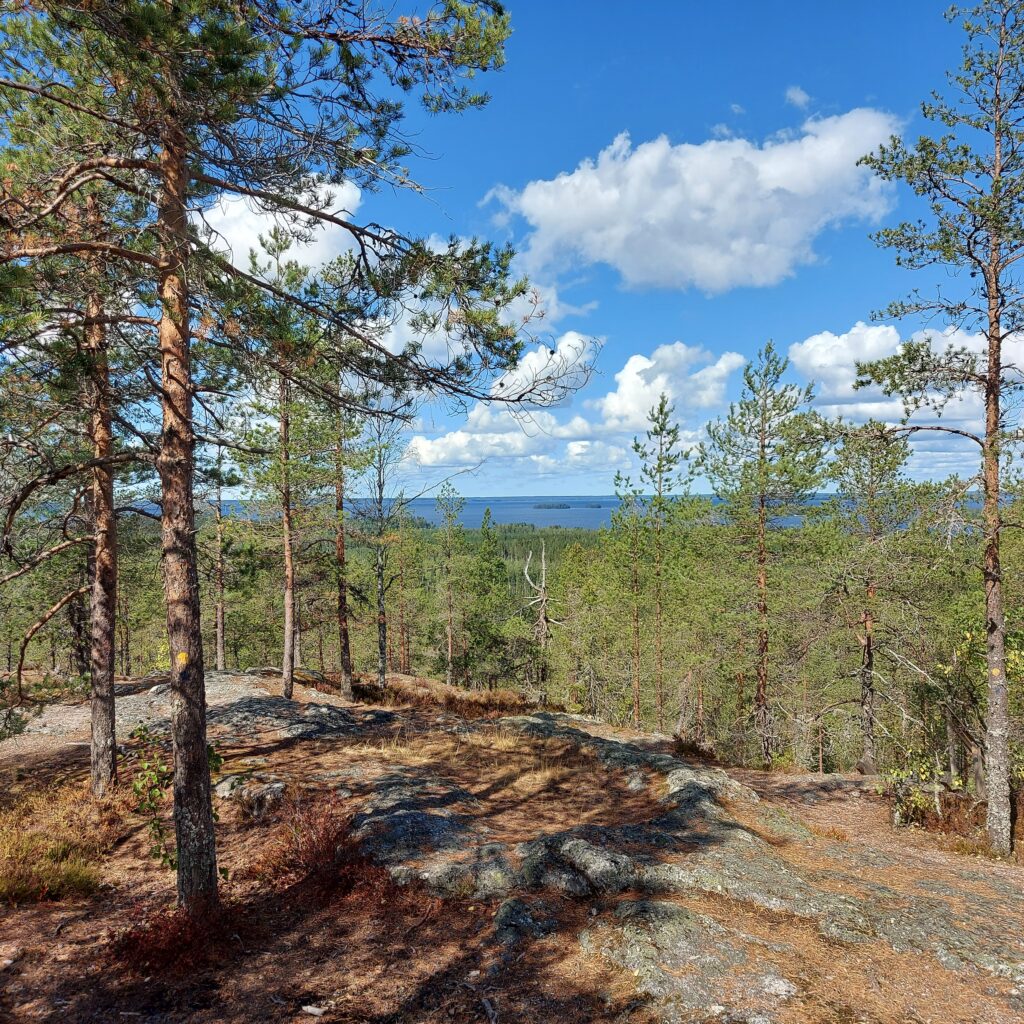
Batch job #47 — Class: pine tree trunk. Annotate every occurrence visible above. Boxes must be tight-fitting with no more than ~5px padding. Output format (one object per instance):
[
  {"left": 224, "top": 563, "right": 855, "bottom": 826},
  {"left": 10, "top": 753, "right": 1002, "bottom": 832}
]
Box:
[
  {"left": 445, "top": 550, "right": 455, "bottom": 687},
  {"left": 755, "top": 493, "right": 772, "bottom": 765},
  {"left": 117, "top": 595, "right": 130, "bottom": 676},
  {"left": 214, "top": 477, "right": 226, "bottom": 673},
  {"left": 376, "top": 543, "right": 387, "bottom": 687},
  {"left": 397, "top": 532, "right": 410, "bottom": 674},
  {"left": 946, "top": 709, "right": 963, "bottom": 786},
  {"left": 156, "top": 128, "right": 217, "bottom": 911},
  {"left": 983, "top": 101, "right": 1012, "bottom": 852},
  {"left": 983, "top": 330, "right": 1012, "bottom": 852},
  {"left": 68, "top": 575, "right": 90, "bottom": 678},
  {"left": 654, "top": 518, "right": 665, "bottom": 733},
  {"left": 696, "top": 672, "right": 705, "bottom": 747},
  {"left": 334, "top": 440, "right": 353, "bottom": 698},
  {"left": 858, "top": 586, "right": 877, "bottom": 775},
  {"left": 280, "top": 375, "right": 295, "bottom": 700},
  {"left": 971, "top": 740, "right": 986, "bottom": 799},
  {"left": 631, "top": 539, "right": 641, "bottom": 729},
  {"left": 85, "top": 198, "right": 118, "bottom": 795}
]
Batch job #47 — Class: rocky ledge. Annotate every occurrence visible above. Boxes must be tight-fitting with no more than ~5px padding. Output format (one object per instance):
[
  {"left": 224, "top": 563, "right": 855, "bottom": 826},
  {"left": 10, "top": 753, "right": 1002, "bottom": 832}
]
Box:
[{"left": 332, "top": 711, "right": 1024, "bottom": 1023}]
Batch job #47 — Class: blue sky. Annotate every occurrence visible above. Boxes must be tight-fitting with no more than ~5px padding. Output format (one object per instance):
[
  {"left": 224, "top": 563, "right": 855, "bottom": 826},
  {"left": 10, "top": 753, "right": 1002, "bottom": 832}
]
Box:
[{"left": 212, "top": 1, "right": 987, "bottom": 495}]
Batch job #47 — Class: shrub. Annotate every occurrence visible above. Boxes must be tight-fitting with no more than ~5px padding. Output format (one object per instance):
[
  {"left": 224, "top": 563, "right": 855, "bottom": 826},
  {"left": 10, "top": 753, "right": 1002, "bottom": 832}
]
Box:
[
  {"left": 673, "top": 736, "right": 717, "bottom": 761},
  {"left": 238, "top": 793, "right": 359, "bottom": 891},
  {"left": 239, "top": 793, "right": 438, "bottom": 917}
]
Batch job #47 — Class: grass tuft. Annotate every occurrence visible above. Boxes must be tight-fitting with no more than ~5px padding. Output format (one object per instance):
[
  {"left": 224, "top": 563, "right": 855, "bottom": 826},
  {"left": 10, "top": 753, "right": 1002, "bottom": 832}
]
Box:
[
  {"left": 809, "top": 824, "right": 850, "bottom": 842},
  {"left": 0, "top": 783, "right": 129, "bottom": 903}
]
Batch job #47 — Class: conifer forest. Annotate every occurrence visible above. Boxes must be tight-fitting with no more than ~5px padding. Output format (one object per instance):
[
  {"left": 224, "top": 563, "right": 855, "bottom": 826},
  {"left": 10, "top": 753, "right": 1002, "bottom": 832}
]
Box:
[{"left": 2, "top": 3, "right": 1024, "bottom": 1023}]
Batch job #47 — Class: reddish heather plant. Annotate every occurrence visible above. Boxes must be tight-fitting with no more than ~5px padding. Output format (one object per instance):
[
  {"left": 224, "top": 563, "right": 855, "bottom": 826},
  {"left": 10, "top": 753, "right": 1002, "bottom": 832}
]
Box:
[{"left": 114, "top": 901, "right": 237, "bottom": 977}]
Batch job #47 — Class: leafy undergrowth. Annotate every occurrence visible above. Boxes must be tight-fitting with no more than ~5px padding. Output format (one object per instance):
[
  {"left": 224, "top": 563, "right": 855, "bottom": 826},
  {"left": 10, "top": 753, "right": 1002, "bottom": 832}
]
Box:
[{"left": 0, "top": 783, "right": 131, "bottom": 903}]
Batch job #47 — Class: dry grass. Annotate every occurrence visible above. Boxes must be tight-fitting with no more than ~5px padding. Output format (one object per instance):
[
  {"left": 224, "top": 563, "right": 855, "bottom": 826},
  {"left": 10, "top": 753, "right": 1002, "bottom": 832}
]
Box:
[
  {"left": 349, "top": 721, "right": 583, "bottom": 771},
  {"left": 509, "top": 764, "right": 575, "bottom": 797},
  {"left": 332, "top": 719, "right": 661, "bottom": 849},
  {"left": 0, "top": 782, "right": 130, "bottom": 903},
  {"left": 809, "top": 823, "right": 850, "bottom": 842},
  {"left": 350, "top": 672, "right": 536, "bottom": 717}
]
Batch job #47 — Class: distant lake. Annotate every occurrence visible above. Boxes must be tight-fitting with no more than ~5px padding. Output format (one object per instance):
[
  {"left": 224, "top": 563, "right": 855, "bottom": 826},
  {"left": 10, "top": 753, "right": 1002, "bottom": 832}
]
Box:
[
  {"left": 222, "top": 493, "right": 965, "bottom": 531},
  {"left": 396, "top": 494, "right": 848, "bottom": 530},
  {"left": 402, "top": 495, "right": 620, "bottom": 529}
]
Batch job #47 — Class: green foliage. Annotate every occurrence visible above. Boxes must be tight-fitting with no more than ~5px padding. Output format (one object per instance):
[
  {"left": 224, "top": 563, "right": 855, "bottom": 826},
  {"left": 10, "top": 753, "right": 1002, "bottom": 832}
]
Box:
[
  {"left": 887, "top": 750, "right": 957, "bottom": 826},
  {"left": 128, "top": 725, "right": 225, "bottom": 872},
  {"left": 697, "top": 342, "right": 823, "bottom": 525},
  {"left": 129, "top": 725, "right": 177, "bottom": 870}
]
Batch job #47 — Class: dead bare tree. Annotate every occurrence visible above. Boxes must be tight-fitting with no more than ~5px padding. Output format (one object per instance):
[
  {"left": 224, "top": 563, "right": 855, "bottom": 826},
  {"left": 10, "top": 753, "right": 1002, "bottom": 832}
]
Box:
[{"left": 524, "top": 542, "right": 561, "bottom": 687}]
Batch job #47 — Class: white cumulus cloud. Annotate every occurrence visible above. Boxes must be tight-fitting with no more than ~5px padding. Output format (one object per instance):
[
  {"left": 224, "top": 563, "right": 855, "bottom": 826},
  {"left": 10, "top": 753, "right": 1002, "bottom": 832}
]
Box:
[
  {"left": 487, "top": 109, "right": 899, "bottom": 293},
  {"left": 199, "top": 180, "right": 362, "bottom": 270},
  {"left": 405, "top": 335, "right": 733, "bottom": 474},
  {"left": 788, "top": 321, "right": 902, "bottom": 406},
  {"left": 593, "top": 341, "right": 745, "bottom": 430},
  {"left": 787, "top": 321, "right": 996, "bottom": 424}
]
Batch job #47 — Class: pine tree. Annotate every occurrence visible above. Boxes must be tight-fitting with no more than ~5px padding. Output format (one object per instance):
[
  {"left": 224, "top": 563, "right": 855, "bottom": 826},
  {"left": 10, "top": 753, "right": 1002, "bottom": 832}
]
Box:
[
  {"left": 827, "top": 423, "right": 918, "bottom": 773},
  {"left": 436, "top": 482, "right": 466, "bottom": 687},
  {"left": 333, "top": 406, "right": 362, "bottom": 697},
  {"left": 697, "top": 343, "right": 822, "bottom": 765},
  {"left": 611, "top": 475, "right": 648, "bottom": 729},
  {"left": 464, "top": 509, "right": 512, "bottom": 687},
  {"left": 855, "top": 0, "right": 1024, "bottom": 852},
  {"left": 1, "top": 1, "right": 581, "bottom": 908},
  {"left": 633, "top": 393, "right": 687, "bottom": 732}
]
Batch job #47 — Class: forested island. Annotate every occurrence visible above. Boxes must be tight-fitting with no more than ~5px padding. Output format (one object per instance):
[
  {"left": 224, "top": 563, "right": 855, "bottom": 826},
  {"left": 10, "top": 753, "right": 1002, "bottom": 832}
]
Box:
[{"left": 1, "top": 2, "right": 1023, "bottom": 1022}]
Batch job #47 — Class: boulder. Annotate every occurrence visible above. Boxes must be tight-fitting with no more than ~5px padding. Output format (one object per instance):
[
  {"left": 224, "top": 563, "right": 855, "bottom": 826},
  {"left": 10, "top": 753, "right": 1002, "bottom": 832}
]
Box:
[
  {"left": 213, "top": 774, "right": 286, "bottom": 819},
  {"left": 493, "top": 897, "right": 555, "bottom": 945}
]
